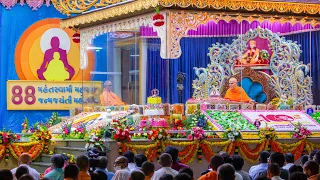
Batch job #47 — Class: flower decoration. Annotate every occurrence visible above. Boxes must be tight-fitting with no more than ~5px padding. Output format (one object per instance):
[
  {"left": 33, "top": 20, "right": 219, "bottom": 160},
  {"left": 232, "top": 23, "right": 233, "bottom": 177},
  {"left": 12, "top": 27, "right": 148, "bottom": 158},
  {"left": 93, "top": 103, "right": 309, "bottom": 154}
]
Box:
[
  {"left": 292, "top": 122, "right": 311, "bottom": 139},
  {"left": 113, "top": 127, "right": 132, "bottom": 142},
  {"left": 172, "top": 119, "right": 184, "bottom": 130},
  {"left": 63, "top": 153, "right": 76, "bottom": 164},
  {"left": 260, "top": 50, "right": 270, "bottom": 60},
  {"left": 187, "top": 127, "right": 205, "bottom": 141},
  {"left": 21, "top": 117, "right": 29, "bottom": 134},
  {"left": 222, "top": 128, "right": 241, "bottom": 141},
  {"left": 0, "top": 130, "right": 20, "bottom": 145},
  {"left": 148, "top": 128, "right": 170, "bottom": 141},
  {"left": 48, "top": 112, "right": 62, "bottom": 127},
  {"left": 258, "top": 126, "right": 277, "bottom": 140},
  {"left": 85, "top": 127, "right": 107, "bottom": 151}
]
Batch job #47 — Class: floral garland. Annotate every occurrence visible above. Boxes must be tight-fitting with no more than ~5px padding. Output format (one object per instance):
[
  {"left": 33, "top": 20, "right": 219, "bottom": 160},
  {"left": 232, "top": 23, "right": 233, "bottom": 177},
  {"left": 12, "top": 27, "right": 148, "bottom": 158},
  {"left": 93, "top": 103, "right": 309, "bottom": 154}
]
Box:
[{"left": 118, "top": 139, "right": 316, "bottom": 164}]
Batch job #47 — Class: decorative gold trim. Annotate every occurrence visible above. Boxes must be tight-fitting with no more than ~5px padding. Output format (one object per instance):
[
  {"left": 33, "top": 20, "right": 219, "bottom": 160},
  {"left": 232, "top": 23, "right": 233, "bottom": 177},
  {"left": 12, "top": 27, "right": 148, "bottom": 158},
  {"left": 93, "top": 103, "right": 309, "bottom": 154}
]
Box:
[
  {"left": 59, "top": 0, "right": 320, "bottom": 28},
  {"left": 60, "top": 0, "right": 159, "bottom": 28}
]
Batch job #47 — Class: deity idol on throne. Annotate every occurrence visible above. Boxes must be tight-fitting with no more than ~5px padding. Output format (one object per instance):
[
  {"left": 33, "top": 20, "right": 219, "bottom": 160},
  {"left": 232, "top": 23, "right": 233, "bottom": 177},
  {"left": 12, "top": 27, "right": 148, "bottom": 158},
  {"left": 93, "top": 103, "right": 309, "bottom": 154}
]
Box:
[{"left": 237, "top": 40, "right": 270, "bottom": 66}]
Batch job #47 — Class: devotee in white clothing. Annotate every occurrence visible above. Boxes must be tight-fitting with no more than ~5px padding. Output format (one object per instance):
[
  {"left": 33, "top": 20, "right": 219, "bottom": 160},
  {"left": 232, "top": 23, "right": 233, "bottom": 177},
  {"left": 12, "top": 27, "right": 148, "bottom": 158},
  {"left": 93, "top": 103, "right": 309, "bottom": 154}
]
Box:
[
  {"left": 151, "top": 153, "right": 178, "bottom": 180},
  {"left": 11, "top": 153, "right": 40, "bottom": 180},
  {"left": 112, "top": 156, "right": 131, "bottom": 180}
]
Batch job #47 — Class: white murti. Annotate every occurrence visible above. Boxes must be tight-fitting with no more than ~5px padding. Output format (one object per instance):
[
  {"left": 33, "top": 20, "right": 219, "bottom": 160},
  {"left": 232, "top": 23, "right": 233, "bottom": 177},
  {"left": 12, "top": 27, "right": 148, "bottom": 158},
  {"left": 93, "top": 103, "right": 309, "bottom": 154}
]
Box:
[{"left": 240, "top": 111, "right": 320, "bottom": 131}]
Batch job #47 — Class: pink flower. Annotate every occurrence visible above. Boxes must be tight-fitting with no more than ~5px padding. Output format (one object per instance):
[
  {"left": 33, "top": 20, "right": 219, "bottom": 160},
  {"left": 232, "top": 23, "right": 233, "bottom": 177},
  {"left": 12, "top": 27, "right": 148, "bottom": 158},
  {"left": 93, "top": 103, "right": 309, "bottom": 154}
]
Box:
[
  {"left": 187, "top": 134, "right": 193, "bottom": 140},
  {"left": 116, "top": 130, "right": 120, "bottom": 135}
]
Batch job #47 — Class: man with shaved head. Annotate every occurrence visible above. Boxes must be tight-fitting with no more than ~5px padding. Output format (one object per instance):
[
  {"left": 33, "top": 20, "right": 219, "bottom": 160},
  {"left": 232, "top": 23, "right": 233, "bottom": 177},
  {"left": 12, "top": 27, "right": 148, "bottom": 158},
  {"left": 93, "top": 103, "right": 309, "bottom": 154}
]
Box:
[
  {"left": 100, "top": 80, "right": 125, "bottom": 106},
  {"left": 11, "top": 153, "right": 40, "bottom": 180},
  {"left": 224, "top": 77, "right": 254, "bottom": 103},
  {"left": 151, "top": 153, "right": 178, "bottom": 180},
  {"left": 112, "top": 156, "right": 130, "bottom": 180}
]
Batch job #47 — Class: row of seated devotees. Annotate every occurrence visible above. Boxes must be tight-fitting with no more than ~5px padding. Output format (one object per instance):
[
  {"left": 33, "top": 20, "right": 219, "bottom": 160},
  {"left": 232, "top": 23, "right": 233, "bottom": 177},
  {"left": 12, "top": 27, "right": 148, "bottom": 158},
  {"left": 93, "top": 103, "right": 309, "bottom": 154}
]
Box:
[
  {"left": 1, "top": 147, "right": 320, "bottom": 180},
  {"left": 100, "top": 78, "right": 254, "bottom": 106}
]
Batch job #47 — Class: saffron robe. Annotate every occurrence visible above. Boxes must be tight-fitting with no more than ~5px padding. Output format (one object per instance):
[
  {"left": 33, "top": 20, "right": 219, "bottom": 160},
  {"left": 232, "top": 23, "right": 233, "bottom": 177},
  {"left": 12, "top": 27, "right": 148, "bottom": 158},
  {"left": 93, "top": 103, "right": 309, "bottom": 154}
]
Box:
[
  {"left": 224, "top": 86, "right": 251, "bottom": 102},
  {"left": 100, "top": 90, "right": 125, "bottom": 106}
]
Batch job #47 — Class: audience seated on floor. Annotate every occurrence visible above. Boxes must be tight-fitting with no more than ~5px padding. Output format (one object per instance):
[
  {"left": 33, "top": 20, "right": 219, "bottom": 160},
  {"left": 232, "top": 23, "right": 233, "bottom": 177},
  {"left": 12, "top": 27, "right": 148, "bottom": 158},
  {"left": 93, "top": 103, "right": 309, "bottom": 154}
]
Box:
[
  {"left": 249, "top": 151, "right": 270, "bottom": 180},
  {"left": 124, "top": 151, "right": 137, "bottom": 172},
  {"left": 11, "top": 153, "right": 40, "bottom": 180},
  {"left": 151, "top": 153, "right": 178, "bottom": 180},
  {"left": 44, "top": 154, "right": 64, "bottom": 180},
  {"left": 142, "top": 161, "right": 155, "bottom": 180},
  {"left": 112, "top": 156, "right": 131, "bottom": 180},
  {"left": 64, "top": 164, "right": 79, "bottom": 180},
  {"left": 76, "top": 155, "right": 91, "bottom": 180},
  {"left": 303, "top": 160, "right": 319, "bottom": 180}
]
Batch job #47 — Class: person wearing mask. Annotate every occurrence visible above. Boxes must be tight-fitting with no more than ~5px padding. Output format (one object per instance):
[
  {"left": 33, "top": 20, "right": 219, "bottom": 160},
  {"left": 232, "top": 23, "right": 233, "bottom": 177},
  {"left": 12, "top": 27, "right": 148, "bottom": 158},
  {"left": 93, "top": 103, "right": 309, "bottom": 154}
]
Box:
[
  {"left": 165, "top": 146, "right": 189, "bottom": 171},
  {"left": 64, "top": 164, "right": 79, "bottom": 180},
  {"left": 44, "top": 154, "right": 65, "bottom": 180},
  {"left": 303, "top": 160, "right": 319, "bottom": 180},
  {"left": 249, "top": 151, "right": 270, "bottom": 180},
  {"left": 112, "top": 156, "right": 130, "bottom": 180},
  {"left": 123, "top": 151, "right": 137, "bottom": 171},
  {"left": 267, "top": 163, "right": 283, "bottom": 180},
  {"left": 198, "top": 155, "right": 224, "bottom": 180},
  {"left": 217, "top": 164, "right": 236, "bottom": 180},
  {"left": 129, "top": 171, "right": 145, "bottom": 180},
  {"left": 152, "top": 153, "right": 178, "bottom": 180},
  {"left": 258, "top": 152, "right": 289, "bottom": 180},
  {"left": 231, "top": 155, "right": 252, "bottom": 180},
  {"left": 142, "top": 161, "right": 155, "bottom": 180},
  {"left": 283, "top": 153, "right": 295, "bottom": 170},
  {"left": 94, "top": 156, "right": 114, "bottom": 180},
  {"left": 76, "top": 155, "right": 91, "bottom": 180},
  {"left": 11, "top": 153, "right": 40, "bottom": 180},
  {"left": 134, "top": 154, "right": 148, "bottom": 171}
]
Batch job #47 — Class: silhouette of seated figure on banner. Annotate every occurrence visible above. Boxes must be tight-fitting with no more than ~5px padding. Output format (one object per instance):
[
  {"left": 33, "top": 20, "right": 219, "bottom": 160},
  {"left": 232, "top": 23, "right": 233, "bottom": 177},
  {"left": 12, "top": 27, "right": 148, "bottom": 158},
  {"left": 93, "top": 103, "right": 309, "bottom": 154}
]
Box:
[
  {"left": 37, "top": 36, "right": 75, "bottom": 80},
  {"left": 43, "top": 52, "right": 69, "bottom": 81}
]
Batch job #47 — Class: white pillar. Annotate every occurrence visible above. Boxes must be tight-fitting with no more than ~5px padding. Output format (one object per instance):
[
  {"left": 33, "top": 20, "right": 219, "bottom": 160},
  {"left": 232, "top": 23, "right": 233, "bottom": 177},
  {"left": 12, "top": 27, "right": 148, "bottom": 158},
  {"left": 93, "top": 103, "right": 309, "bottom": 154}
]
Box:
[{"left": 140, "top": 39, "right": 147, "bottom": 105}]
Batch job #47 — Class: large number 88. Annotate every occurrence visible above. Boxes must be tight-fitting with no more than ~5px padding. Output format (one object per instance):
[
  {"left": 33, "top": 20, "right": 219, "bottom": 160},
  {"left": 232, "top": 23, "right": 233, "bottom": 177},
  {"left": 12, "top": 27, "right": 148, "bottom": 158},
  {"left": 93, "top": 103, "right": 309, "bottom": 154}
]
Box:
[{"left": 11, "top": 85, "right": 36, "bottom": 105}]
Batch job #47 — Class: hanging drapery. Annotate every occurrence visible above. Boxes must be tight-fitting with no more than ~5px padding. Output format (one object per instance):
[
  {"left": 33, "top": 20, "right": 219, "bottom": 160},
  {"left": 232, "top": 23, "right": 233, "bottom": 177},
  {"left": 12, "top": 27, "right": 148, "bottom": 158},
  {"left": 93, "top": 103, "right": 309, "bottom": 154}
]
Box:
[{"left": 141, "top": 20, "right": 320, "bottom": 37}]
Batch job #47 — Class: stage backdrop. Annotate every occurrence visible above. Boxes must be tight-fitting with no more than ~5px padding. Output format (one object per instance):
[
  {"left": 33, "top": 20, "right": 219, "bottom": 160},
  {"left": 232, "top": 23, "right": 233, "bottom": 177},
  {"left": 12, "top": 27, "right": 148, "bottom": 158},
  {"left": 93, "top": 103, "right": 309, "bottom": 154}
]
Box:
[
  {"left": 0, "top": 6, "right": 108, "bottom": 132},
  {"left": 147, "top": 31, "right": 320, "bottom": 105}
]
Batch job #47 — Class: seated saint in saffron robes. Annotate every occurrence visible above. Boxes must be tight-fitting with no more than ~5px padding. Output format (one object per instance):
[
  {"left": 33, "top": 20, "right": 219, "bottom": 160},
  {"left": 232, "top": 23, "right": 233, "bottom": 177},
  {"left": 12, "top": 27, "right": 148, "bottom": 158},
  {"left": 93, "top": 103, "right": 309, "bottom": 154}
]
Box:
[
  {"left": 224, "top": 77, "right": 254, "bottom": 103},
  {"left": 100, "top": 81, "right": 125, "bottom": 106}
]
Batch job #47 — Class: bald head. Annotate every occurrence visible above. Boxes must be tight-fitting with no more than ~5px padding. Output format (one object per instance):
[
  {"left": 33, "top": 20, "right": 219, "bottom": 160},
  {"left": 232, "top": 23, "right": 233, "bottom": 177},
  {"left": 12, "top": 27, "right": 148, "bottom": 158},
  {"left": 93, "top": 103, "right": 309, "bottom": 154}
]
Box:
[
  {"left": 19, "top": 153, "right": 31, "bottom": 165},
  {"left": 114, "top": 156, "right": 129, "bottom": 169},
  {"left": 229, "top": 78, "right": 238, "bottom": 89},
  {"left": 103, "top": 80, "right": 113, "bottom": 91},
  {"left": 160, "top": 153, "right": 173, "bottom": 167}
]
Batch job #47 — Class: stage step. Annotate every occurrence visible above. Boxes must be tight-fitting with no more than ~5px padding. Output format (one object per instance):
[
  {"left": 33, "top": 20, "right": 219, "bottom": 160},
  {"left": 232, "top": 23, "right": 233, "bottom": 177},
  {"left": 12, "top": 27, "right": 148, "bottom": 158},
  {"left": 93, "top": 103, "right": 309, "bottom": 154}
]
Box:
[
  {"left": 30, "top": 162, "right": 51, "bottom": 174},
  {"left": 40, "top": 154, "right": 52, "bottom": 163},
  {"left": 54, "top": 146, "right": 87, "bottom": 157}
]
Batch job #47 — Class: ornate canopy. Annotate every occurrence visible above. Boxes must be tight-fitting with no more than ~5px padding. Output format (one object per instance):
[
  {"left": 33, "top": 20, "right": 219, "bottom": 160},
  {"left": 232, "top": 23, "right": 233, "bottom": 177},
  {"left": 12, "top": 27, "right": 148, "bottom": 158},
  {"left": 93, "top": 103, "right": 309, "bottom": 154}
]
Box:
[{"left": 192, "top": 27, "right": 313, "bottom": 105}]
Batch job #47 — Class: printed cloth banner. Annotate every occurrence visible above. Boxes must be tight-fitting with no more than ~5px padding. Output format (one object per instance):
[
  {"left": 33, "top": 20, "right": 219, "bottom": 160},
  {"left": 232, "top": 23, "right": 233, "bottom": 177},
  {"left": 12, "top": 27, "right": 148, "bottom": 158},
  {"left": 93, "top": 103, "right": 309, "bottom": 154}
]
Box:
[
  {"left": 7, "top": 80, "right": 102, "bottom": 110},
  {"left": 240, "top": 110, "right": 320, "bottom": 131}
]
